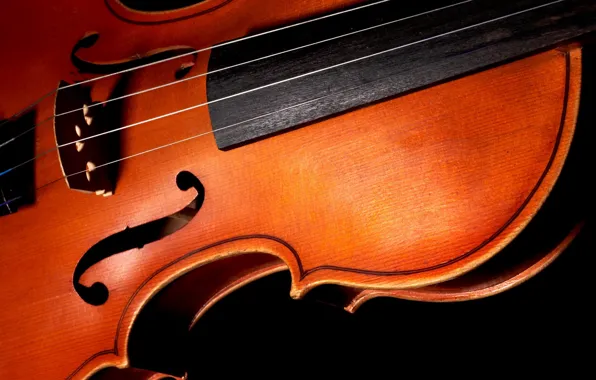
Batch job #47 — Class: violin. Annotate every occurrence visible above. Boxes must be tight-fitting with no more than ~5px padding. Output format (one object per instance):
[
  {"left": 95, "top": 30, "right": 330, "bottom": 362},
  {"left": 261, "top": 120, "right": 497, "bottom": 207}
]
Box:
[{"left": 1, "top": 0, "right": 595, "bottom": 378}]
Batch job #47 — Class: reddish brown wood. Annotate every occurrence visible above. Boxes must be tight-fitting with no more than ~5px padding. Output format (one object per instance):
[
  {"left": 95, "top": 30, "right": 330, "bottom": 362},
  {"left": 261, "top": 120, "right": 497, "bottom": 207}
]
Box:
[
  {"left": 343, "top": 223, "right": 584, "bottom": 310},
  {"left": 0, "top": 0, "right": 585, "bottom": 378}
]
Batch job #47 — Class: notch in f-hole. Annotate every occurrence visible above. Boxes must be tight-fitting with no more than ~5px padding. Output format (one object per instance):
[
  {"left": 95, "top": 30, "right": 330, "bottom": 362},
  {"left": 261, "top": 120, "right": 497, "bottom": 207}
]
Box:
[{"left": 73, "top": 171, "right": 205, "bottom": 306}]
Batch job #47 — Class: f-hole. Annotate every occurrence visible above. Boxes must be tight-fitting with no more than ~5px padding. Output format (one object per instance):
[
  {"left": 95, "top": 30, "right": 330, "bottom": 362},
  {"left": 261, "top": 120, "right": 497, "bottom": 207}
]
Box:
[
  {"left": 73, "top": 171, "right": 205, "bottom": 306},
  {"left": 71, "top": 32, "right": 198, "bottom": 79},
  {"left": 118, "top": 0, "right": 207, "bottom": 12}
]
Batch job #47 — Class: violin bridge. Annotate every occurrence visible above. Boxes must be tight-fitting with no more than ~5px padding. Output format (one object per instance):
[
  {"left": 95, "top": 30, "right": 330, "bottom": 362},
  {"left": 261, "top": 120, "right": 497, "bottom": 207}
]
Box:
[{"left": 54, "top": 80, "right": 120, "bottom": 195}]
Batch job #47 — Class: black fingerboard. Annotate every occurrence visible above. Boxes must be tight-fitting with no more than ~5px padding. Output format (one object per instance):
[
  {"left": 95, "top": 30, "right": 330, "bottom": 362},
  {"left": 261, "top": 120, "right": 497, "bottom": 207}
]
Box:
[{"left": 207, "top": 0, "right": 596, "bottom": 150}]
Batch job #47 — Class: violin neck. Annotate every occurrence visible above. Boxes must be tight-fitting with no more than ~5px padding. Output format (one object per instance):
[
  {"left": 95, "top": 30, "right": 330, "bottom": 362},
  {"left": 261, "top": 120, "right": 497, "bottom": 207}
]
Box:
[{"left": 206, "top": 0, "right": 596, "bottom": 150}]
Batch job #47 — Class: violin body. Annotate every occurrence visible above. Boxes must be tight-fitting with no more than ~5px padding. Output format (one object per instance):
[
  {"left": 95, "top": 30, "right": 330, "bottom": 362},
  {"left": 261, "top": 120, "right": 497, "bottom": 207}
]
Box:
[{"left": 0, "top": 0, "right": 594, "bottom": 378}]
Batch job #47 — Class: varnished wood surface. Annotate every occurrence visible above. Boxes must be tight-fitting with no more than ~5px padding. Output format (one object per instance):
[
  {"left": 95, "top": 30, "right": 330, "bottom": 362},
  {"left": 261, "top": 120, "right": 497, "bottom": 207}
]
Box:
[
  {"left": 344, "top": 223, "right": 583, "bottom": 308},
  {"left": 339, "top": 118, "right": 592, "bottom": 305},
  {"left": 0, "top": 0, "right": 587, "bottom": 378}
]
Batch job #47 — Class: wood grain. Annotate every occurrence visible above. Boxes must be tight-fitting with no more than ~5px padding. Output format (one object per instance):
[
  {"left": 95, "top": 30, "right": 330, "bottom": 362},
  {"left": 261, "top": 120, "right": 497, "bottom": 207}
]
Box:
[
  {"left": 0, "top": 0, "right": 586, "bottom": 378},
  {"left": 343, "top": 223, "right": 583, "bottom": 309}
]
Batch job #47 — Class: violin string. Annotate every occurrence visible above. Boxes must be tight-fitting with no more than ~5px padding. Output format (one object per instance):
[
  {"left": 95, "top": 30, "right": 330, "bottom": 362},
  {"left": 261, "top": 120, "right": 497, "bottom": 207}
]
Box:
[
  {"left": 0, "top": 0, "right": 393, "bottom": 130},
  {"left": 0, "top": 0, "right": 565, "bottom": 186},
  {"left": 0, "top": 196, "right": 19, "bottom": 210},
  {"left": 0, "top": 68, "right": 409, "bottom": 210},
  {"left": 0, "top": 0, "right": 474, "bottom": 150},
  {"left": 0, "top": 0, "right": 565, "bottom": 179},
  {"left": 0, "top": 188, "right": 15, "bottom": 212}
]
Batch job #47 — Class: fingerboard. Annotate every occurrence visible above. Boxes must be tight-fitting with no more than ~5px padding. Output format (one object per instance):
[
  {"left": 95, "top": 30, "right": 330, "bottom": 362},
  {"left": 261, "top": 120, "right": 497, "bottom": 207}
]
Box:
[{"left": 207, "top": 0, "right": 596, "bottom": 150}]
